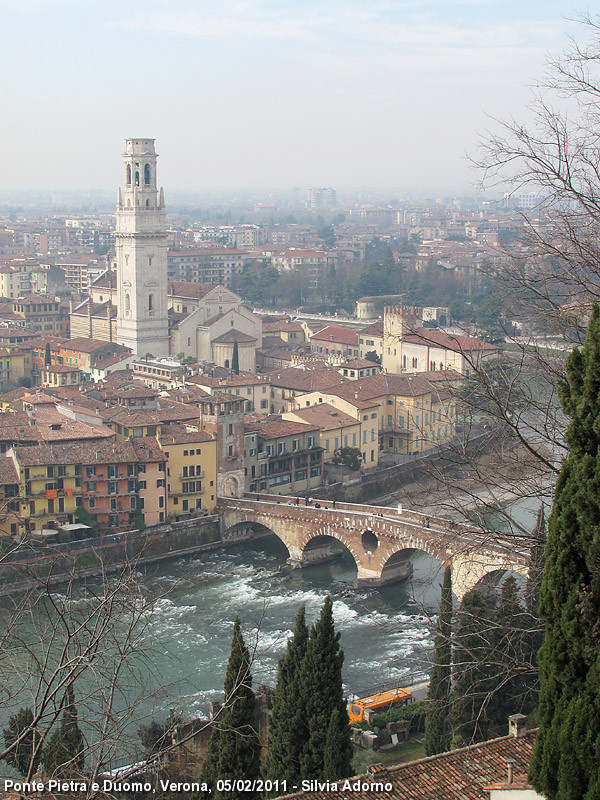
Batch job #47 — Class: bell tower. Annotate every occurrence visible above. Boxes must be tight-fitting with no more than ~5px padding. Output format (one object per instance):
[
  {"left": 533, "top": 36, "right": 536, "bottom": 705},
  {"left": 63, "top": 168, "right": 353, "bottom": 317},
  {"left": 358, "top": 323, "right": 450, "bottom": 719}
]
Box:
[{"left": 115, "top": 138, "right": 169, "bottom": 358}]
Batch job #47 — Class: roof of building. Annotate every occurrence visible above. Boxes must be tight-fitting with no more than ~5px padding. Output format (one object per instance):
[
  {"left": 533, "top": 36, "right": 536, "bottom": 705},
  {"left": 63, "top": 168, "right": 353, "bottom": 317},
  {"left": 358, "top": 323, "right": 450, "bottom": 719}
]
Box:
[
  {"left": 211, "top": 329, "right": 257, "bottom": 344},
  {"left": 310, "top": 324, "right": 360, "bottom": 346},
  {"left": 322, "top": 371, "right": 458, "bottom": 404},
  {"left": 275, "top": 730, "right": 537, "bottom": 800},
  {"left": 245, "top": 416, "right": 320, "bottom": 439},
  {"left": 168, "top": 281, "right": 217, "bottom": 299},
  {"left": 11, "top": 436, "right": 167, "bottom": 467},
  {"left": 341, "top": 358, "right": 382, "bottom": 369},
  {"left": 43, "top": 364, "right": 81, "bottom": 373},
  {"left": 286, "top": 403, "right": 358, "bottom": 430},
  {"left": 99, "top": 402, "right": 200, "bottom": 428},
  {"left": 263, "top": 365, "right": 348, "bottom": 393},
  {"left": 62, "top": 337, "right": 130, "bottom": 354},
  {"left": 262, "top": 320, "right": 305, "bottom": 333},
  {"left": 0, "top": 455, "right": 19, "bottom": 485},
  {"left": 358, "top": 319, "right": 384, "bottom": 337},
  {"left": 158, "top": 423, "right": 215, "bottom": 446}
]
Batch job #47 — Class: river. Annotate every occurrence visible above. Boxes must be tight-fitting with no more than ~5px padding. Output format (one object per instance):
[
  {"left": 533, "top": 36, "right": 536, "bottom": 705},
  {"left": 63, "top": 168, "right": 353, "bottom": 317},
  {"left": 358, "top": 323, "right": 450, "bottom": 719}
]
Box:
[{"left": 135, "top": 535, "right": 442, "bottom": 723}]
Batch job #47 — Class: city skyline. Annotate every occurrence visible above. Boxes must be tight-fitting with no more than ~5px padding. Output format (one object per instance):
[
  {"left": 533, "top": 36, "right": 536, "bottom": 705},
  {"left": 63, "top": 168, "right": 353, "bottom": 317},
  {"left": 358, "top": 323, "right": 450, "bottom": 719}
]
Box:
[{"left": 0, "top": 0, "right": 589, "bottom": 193}]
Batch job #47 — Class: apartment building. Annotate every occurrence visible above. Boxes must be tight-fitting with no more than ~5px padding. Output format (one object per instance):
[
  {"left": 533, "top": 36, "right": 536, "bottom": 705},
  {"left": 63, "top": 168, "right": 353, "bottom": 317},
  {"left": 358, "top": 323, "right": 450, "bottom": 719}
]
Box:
[
  {"left": 158, "top": 424, "right": 217, "bottom": 518},
  {"left": 244, "top": 417, "right": 323, "bottom": 495}
]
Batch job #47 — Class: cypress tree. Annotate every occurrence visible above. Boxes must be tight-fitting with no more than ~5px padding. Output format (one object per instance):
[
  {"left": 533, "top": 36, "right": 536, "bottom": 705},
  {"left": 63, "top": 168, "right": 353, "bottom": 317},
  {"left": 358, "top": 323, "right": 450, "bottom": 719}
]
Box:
[
  {"left": 425, "top": 565, "right": 453, "bottom": 755},
  {"left": 42, "top": 683, "right": 85, "bottom": 777},
  {"left": 487, "top": 576, "right": 534, "bottom": 727},
  {"left": 450, "top": 589, "right": 494, "bottom": 745},
  {"left": 264, "top": 605, "right": 309, "bottom": 787},
  {"left": 202, "top": 617, "right": 261, "bottom": 800},
  {"left": 2, "top": 707, "right": 41, "bottom": 777},
  {"left": 322, "top": 708, "right": 349, "bottom": 780},
  {"left": 299, "top": 596, "right": 352, "bottom": 780},
  {"left": 530, "top": 305, "right": 600, "bottom": 800},
  {"left": 44, "top": 342, "right": 51, "bottom": 366},
  {"left": 231, "top": 340, "right": 240, "bottom": 374}
]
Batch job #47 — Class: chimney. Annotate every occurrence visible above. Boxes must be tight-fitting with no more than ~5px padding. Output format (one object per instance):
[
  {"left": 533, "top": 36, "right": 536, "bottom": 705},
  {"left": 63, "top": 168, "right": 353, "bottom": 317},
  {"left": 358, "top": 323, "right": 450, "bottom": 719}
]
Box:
[
  {"left": 508, "top": 713, "right": 527, "bottom": 738},
  {"left": 506, "top": 759, "right": 515, "bottom": 785}
]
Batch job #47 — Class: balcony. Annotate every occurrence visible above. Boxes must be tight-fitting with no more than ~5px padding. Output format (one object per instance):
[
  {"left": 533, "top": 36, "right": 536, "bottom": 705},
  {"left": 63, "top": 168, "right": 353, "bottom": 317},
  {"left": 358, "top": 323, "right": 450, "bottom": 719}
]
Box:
[{"left": 181, "top": 471, "right": 204, "bottom": 480}]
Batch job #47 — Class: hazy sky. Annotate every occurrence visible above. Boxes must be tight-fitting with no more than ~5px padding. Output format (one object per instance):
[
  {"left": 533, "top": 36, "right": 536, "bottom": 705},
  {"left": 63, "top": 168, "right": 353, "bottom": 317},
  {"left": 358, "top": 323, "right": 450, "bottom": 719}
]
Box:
[{"left": 0, "top": 0, "right": 591, "bottom": 194}]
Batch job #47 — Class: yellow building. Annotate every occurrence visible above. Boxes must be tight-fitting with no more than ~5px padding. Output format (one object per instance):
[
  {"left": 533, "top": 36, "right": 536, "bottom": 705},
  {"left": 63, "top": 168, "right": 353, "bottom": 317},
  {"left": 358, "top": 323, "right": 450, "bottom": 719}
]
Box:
[
  {"left": 0, "top": 346, "right": 33, "bottom": 392},
  {"left": 0, "top": 457, "right": 22, "bottom": 537},
  {"left": 158, "top": 425, "right": 218, "bottom": 519},
  {"left": 292, "top": 372, "right": 456, "bottom": 462},
  {"left": 282, "top": 403, "right": 361, "bottom": 462},
  {"left": 8, "top": 446, "right": 81, "bottom": 533}
]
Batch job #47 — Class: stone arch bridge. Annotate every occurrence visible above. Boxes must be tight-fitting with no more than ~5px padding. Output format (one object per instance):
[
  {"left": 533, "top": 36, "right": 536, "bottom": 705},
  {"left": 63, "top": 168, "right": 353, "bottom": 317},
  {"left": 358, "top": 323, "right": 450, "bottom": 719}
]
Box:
[{"left": 218, "top": 494, "right": 531, "bottom": 601}]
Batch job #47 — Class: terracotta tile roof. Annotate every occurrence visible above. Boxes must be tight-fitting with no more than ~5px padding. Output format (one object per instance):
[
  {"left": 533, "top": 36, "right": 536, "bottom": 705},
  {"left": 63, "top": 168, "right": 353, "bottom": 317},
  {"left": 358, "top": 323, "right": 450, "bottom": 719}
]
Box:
[
  {"left": 342, "top": 358, "right": 381, "bottom": 369},
  {"left": 263, "top": 366, "right": 347, "bottom": 393},
  {"left": 276, "top": 731, "right": 537, "bottom": 800},
  {"left": 403, "top": 329, "right": 500, "bottom": 352},
  {"left": 285, "top": 403, "right": 358, "bottom": 430},
  {"left": 100, "top": 402, "right": 199, "bottom": 427},
  {"left": 310, "top": 324, "right": 360, "bottom": 346},
  {"left": 211, "top": 329, "right": 257, "bottom": 344},
  {"left": 245, "top": 417, "right": 320, "bottom": 438},
  {"left": 43, "top": 364, "right": 80, "bottom": 373},
  {"left": 359, "top": 319, "right": 384, "bottom": 337},
  {"left": 323, "top": 372, "right": 457, "bottom": 403},
  {"left": 0, "top": 455, "right": 19, "bottom": 485},
  {"left": 158, "top": 423, "right": 215, "bottom": 445},
  {"left": 11, "top": 436, "right": 167, "bottom": 467},
  {"left": 263, "top": 320, "right": 304, "bottom": 333},
  {"left": 91, "top": 271, "right": 116, "bottom": 288},
  {"left": 168, "top": 280, "right": 216, "bottom": 299},
  {"left": 63, "top": 337, "right": 130, "bottom": 354}
]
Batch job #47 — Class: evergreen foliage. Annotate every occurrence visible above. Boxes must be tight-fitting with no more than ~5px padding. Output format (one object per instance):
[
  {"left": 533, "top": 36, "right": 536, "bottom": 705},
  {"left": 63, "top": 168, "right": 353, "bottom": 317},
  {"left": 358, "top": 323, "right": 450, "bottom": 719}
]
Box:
[
  {"left": 425, "top": 566, "right": 453, "bottom": 755},
  {"left": 42, "top": 684, "right": 85, "bottom": 777},
  {"left": 2, "top": 707, "right": 41, "bottom": 777},
  {"left": 264, "top": 605, "right": 309, "bottom": 787},
  {"left": 44, "top": 343, "right": 51, "bottom": 366},
  {"left": 530, "top": 305, "right": 600, "bottom": 800},
  {"left": 299, "top": 596, "right": 352, "bottom": 780},
  {"left": 231, "top": 340, "right": 239, "bottom": 374},
  {"left": 450, "top": 589, "right": 494, "bottom": 745},
  {"left": 322, "top": 709, "right": 348, "bottom": 780},
  {"left": 487, "top": 576, "right": 537, "bottom": 726},
  {"left": 202, "top": 617, "right": 261, "bottom": 799}
]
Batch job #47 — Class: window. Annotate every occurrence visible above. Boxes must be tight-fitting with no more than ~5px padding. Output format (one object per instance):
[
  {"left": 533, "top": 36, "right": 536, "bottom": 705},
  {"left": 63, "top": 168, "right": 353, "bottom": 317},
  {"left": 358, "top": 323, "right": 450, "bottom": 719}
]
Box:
[
  {"left": 87, "top": 482, "right": 96, "bottom": 492},
  {"left": 310, "top": 465, "right": 322, "bottom": 478},
  {"left": 158, "top": 495, "right": 164, "bottom": 508},
  {"left": 109, "top": 514, "right": 119, "bottom": 527},
  {"left": 148, "top": 294, "right": 153, "bottom": 311},
  {"left": 108, "top": 465, "right": 117, "bottom": 479},
  {"left": 108, "top": 481, "right": 117, "bottom": 494},
  {"left": 307, "top": 436, "right": 315, "bottom": 448},
  {"left": 138, "top": 480, "right": 146, "bottom": 489},
  {"left": 144, "top": 163, "right": 150, "bottom": 184},
  {"left": 295, "top": 468, "right": 307, "bottom": 481},
  {"left": 88, "top": 497, "right": 95, "bottom": 508},
  {"left": 110, "top": 498, "right": 117, "bottom": 511}
]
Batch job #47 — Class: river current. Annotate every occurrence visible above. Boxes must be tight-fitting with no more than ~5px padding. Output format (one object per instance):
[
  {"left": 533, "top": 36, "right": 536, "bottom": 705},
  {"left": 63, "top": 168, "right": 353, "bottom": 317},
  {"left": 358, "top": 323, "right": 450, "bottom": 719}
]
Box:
[{"left": 136, "top": 536, "right": 442, "bottom": 723}]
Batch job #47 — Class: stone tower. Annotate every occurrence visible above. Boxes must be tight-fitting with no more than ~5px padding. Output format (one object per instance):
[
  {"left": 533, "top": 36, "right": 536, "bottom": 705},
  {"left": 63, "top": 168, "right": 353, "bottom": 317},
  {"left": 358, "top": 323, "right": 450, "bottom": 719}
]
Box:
[{"left": 115, "top": 138, "right": 169, "bottom": 358}]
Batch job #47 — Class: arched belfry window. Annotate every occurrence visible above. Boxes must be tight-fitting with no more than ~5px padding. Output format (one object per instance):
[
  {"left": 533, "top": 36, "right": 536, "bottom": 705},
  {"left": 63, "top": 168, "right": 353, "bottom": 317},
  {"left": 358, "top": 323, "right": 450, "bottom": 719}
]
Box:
[
  {"left": 144, "top": 164, "right": 150, "bottom": 185},
  {"left": 148, "top": 294, "right": 153, "bottom": 311},
  {"left": 126, "top": 164, "right": 131, "bottom": 185},
  {"left": 135, "top": 171, "right": 140, "bottom": 187}
]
